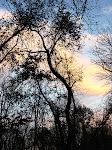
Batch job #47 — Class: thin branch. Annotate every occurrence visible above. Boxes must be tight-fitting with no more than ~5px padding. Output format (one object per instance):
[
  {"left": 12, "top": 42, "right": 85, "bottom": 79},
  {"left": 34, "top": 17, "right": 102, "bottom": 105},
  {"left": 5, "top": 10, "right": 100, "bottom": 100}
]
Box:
[
  {"left": 103, "top": 66, "right": 112, "bottom": 73},
  {"left": 82, "top": 0, "right": 88, "bottom": 15},
  {"left": 30, "top": 28, "right": 49, "bottom": 53},
  {"left": 50, "top": 35, "right": 62, "bottom": 55},
  {"left": 0, "top": 36, "right": 19, "bottom": 63},
  {"left": 72, "top": 0, "right": 79, "bottom": 16},
  {"left": 0, "top": 26, "right": 25, "bottom": 51}
]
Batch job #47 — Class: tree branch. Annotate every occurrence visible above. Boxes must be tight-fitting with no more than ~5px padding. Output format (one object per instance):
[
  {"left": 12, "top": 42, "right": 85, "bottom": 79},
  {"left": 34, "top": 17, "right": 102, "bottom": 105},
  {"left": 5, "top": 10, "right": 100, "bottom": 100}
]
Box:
[
  {"left": 103, "top": 65, "right": 112, "bottom": 73},
  {"left": 0, "top": 36, "right": 19, "bottom": 63},
  {"left": 30, "top": 28, "right": 49, "bottom": 53},
  {"left": 50, "top": 35, "right": 62, "bottom": 55},
  {"left": 0, "top": 26, "right": 24, "bottom": 51},
  {"left": 82, "top": 0, "right": 88, "bottom": 15}
]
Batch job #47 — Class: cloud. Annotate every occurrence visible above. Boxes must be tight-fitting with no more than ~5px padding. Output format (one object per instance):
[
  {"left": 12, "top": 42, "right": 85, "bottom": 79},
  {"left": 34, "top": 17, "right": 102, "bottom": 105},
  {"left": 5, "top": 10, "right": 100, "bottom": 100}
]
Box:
[
  {"left": 102, "top": 6, "right": 112, "bottom": 14},
  {"left": 84, "top": 32, "right": 97, "bottom": 45},
  {"left": 80, "top": 32, "right": 98, "bottom": 55},
  {"left": 0, "top": 9, "right": 12, "bottom": 21},
  {"left": 80, "top": 94, "right": 105, "bottom": 108},
  {"left": 72, "top": 33, "right": 111, "bottom": 95},
  {"left": 102, "top": 23, "right": 111, "bottom": 28},
  {"left": 76, "top": 55, "right": 111, "bottom": 95}
]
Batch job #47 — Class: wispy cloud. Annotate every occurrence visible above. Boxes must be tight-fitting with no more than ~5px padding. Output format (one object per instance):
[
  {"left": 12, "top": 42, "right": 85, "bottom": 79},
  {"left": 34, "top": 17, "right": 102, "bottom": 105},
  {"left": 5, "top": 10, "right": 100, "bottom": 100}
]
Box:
[
  {"left": 102, "top": 6, "right": 112, "bottom": 14},
  {"left": 102, "top": 23, "right": 110, "bottom": 28},
  {"left": 0, "top": 8, "right": 12, "bottom": 20},
  {"left": 83, "top": 32, "right": 97, "bottom": 52}
]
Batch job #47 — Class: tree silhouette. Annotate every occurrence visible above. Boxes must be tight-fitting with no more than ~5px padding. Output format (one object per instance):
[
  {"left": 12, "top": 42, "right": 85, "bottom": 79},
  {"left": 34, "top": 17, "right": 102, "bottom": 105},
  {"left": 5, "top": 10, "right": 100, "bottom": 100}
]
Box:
[
  {"left": 0, "top": 0, "right": 101, "bottom": 150},
  {"left": 92, "top": 25, "right": 112, "bottom": 141}
]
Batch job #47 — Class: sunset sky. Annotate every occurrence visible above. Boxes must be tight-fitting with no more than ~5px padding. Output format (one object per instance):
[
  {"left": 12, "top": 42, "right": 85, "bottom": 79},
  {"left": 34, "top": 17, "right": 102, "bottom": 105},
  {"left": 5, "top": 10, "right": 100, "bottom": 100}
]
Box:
[
  {"left": 0, "top": 0, "right": 112, "bottom": 108},
  {"left": 81, "top": 0, "right": 112, "bottom": 107}
]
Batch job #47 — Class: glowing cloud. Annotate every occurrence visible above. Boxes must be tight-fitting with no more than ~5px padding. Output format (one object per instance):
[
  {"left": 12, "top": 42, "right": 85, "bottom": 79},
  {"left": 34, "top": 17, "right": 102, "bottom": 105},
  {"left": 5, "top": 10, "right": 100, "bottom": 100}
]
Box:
[{"left": 76, "top": 55, "right": 111, "bottom": 95}]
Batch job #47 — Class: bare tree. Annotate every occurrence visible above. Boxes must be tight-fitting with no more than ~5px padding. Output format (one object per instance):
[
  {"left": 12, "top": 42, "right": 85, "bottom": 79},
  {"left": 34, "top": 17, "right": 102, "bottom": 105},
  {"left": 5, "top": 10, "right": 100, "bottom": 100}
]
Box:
[
  {"left": 91, "top": 25, "right": 112, "bottom": 146},
  {"left": 94, "top": 27, "right": 112, "bottom": 75}
]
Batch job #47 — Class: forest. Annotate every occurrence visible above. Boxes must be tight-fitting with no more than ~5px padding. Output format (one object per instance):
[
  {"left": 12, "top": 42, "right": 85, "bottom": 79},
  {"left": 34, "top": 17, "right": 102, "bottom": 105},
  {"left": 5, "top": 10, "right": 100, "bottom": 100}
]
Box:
[{"left": 0, "top": 0, "right": 112, "bottom": 150}]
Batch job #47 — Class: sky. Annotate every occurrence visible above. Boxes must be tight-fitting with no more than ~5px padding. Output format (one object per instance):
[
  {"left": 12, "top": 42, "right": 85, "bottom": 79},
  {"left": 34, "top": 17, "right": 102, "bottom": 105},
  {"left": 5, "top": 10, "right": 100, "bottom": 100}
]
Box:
[
  {"left": 80, "top": 0, "right": 112, "bottom": 108},
  {"left": 98, "top": 0, "right": 112, "bottom": 25},
  {"left": 0, "top": 0, "right": 112, "bottom": 109}
]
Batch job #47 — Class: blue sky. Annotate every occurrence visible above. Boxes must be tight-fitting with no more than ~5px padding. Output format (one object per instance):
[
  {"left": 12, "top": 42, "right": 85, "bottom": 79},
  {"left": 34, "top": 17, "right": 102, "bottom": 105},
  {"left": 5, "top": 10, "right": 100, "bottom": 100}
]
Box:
[{"left": 97, "top": 0, "right": 112, "bottom": 30}]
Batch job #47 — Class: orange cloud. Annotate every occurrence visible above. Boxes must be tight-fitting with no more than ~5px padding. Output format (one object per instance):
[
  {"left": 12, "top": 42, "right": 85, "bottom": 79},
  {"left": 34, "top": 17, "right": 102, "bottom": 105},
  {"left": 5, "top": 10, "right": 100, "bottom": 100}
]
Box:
[{"left": 76, "top": 55, "right": 111, "bottom": 95}]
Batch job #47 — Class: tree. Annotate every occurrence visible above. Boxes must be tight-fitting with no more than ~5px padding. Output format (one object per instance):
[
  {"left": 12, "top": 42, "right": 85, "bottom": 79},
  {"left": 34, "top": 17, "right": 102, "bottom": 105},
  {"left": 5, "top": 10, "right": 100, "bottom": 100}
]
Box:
[
  {"left": 0, "top": 0, "right": 96, "bottom": 149},
  {"left": 94, "top": 27, "right": 112, "bottom": 75},
  {"left": 1, "top": 60, "right": 105, "bottom": 150},
  {"left": 92, "top": 25, "right": 112, "bottom": 146},
  {"left": 93, "top": 26, "right": 112, "bottom": 107}
]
